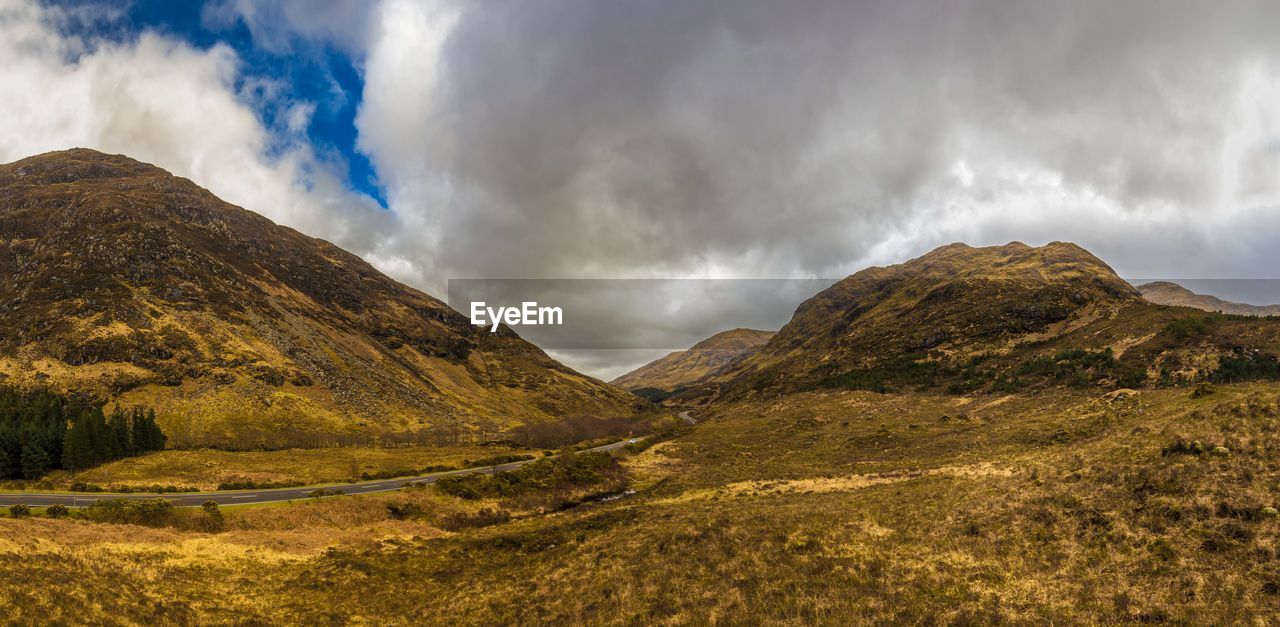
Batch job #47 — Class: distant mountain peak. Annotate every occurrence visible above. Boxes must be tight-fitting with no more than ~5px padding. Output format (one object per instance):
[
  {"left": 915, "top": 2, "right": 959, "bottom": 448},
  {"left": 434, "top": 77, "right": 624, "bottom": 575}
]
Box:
[
  {"left": 1138, "top": 281, "right": 1280, "bottom": 316},
  {"left": 611, "top": 328, "right": 775, "bottom": 393}
]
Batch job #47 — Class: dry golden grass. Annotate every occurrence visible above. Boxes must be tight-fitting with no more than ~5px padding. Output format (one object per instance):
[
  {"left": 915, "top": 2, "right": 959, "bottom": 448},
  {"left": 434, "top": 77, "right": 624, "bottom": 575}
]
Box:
[
  {"left": 3, "top": 384, "right": 1280, "bottom": 622},
  {"left": 71, "top": 444, "right": 540, "bottom": 490}
]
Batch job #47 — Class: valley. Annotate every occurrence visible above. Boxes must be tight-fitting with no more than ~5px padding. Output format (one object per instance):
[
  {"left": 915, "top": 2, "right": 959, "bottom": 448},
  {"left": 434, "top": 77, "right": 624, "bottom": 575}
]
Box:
[
  {"left": 5, "top": 151, "right": 1280, "bottom": 622},
  {"left": 4, "top": 384, "right": 1280, "bottom": 622}
]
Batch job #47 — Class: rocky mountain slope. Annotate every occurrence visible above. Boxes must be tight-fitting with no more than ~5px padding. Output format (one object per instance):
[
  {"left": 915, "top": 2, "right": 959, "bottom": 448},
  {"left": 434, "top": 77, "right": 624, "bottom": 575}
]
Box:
[
  {"left": 720, "top": 242, "right": 1280, "bottom": 396},
  {"left": 610, "top": 328, "right": 774, "bottom": 393},
  {"left": 1138, "top": 281, "right": 1280, "bottom": 316},
  {"left": 0, "top": 149, "right": 639, "bottom": 446}
]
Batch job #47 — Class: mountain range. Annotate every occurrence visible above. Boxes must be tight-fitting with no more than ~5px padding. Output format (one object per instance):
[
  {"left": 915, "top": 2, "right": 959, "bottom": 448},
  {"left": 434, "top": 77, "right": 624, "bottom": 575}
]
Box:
[
  {"left": 617, "top": 241, "right": 1280, "bottom": 399},
  {"left": 11, "top": 149, "right": 1280, "bottom": 445},
  {"left": 1137, "top": 281, "right": 1280, "bottom": 317}
]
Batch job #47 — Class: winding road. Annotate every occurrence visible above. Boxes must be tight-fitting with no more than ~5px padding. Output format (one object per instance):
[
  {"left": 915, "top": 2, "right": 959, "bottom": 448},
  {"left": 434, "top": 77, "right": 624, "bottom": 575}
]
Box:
[{"left": 0, "top": 438, "right": 641, "bottom": 508}]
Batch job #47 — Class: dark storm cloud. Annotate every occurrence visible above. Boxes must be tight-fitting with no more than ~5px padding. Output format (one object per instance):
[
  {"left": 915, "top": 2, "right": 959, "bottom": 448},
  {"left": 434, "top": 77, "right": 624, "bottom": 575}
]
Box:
[
  {"left": 359, "top": 1, "right": 1280, "bottom": 287},
  {"left": 350, "top": 0, "right": 1280, "bottom": 375}
]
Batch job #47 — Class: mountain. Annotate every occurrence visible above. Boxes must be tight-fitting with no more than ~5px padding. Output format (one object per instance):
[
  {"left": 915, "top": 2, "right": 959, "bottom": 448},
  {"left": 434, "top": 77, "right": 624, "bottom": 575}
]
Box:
[
  {"left": 0, "top": 149, "right": 639, "bottom": 446},
  {"left": 717, "top": 241, "right": 1235, "bottom": 395},
  {"left": 1137, "top": 281, "right": 1280, "bottom": 317},
  {"left": 610, "top": 328, "right": 774, "bottom": 393}
]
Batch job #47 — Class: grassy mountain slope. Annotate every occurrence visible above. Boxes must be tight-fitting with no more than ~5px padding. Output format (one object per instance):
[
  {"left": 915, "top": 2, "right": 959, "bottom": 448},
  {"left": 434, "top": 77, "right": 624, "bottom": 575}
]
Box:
[
  {"left": 0, "top": 149, "right": 638, "bottom": 446},
  {"left": 723, "top": 242, "right": 1280, "bottom": 396},
  {"left": 610, "top": 328, "right": 774, "bottom": 392},
  {"left": 1139, "top": 281, "right": 1280, "bottom": 316}
]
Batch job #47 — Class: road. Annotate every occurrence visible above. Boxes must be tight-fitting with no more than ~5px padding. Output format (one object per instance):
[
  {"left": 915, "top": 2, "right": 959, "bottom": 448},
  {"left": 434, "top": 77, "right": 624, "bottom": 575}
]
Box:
[
  {"left": 678, "top": 410, "right": 697, "bottom": 425},
  {"left": 0, "top": 437, "right": 641, "bottom": 508}
]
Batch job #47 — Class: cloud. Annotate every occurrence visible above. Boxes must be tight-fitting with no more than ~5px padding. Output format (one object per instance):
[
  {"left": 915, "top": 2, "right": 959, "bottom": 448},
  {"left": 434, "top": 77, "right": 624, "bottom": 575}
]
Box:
[
  {"left": 202, "top": 0, "right": 374, "bottom": 55},
  {"left": 0, "top": 0, "right": 401, "bottom": 283},
  {"left": 354, "top": 0, "right": 1280, "bottom": 282},
  {"left": 341, "top": 0, "right": 1280, "bottom": 376},
  {"left": 11, "top": 0, "right": 1280, "bottom": 378}
]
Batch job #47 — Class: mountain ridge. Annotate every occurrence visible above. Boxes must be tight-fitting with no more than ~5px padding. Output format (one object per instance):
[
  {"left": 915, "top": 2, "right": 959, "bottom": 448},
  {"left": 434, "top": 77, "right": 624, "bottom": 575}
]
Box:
[
  {"left": 711, "top": 241, "right": 1229, "bottom": 396},
  {"left": 1137, "top": 281, "right": 1280, "bottom": 317},
  {"left": 0, "top": 148, "right": 640, "bottom": 446}
]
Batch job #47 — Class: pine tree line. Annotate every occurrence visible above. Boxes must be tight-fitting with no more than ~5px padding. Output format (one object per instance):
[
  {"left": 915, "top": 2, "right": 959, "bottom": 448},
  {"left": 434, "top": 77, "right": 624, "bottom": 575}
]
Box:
[{"left": 0, "top": 388, "right": 166, "bottom": 480}]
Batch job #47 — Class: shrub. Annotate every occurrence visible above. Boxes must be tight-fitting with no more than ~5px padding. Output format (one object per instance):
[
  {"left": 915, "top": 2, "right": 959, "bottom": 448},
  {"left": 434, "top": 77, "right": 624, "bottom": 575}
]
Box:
[
  {"left": 1163, "top": 437, "right": 1209, "bottom": 456},
  {"left": 361, "top": 465, "right": 456, "bottom": 481},
  {"left": 1211, "top": 353, "right": 1280, "bottom": 383},
  {"left": 1165, "top": 317, "right": 1210, "bottom": 340},
  {"left": 82, "top": 498, "right": 175, "bottom": 526},
  {"left": 463, "top": 454, "right": 536, "bottom": 468},
  {"left": 308, "top": 488, "right": 345, "bottom": 498},
  {"left": 217, "top": 480, "right": 302, "bottom": 491},
  {"left": 198, "top": 501, "right": 225, "bottom": 532},
  {"left": 108, "top": 485, "right": 200, "bottom": 494},
  {"left": 44, "top": 504, "right": 68, "bottom": 518},
  {"left": 785, "top": 532, "right": 822, "bottom": 553},
  {"left": 385, "top": 501, "right": 424, "bottom": 520},
  {"left": 817, "top": 354, "right": 944, "bottom": 393},
  {"left": 631, "top": 387, "right": 673, "bottom": 403},
  {"left": 509, "top": 414, "right": 652, "bottom": 449},
  {"left": 70, "top": 482, "right": 104, "bottom": 493},
  {"left": 440, "top": 507, "right": 511, "bottom": 531},
  {"left": 1192, "top": 381, "right": 1216, "bottom": 398},
  {"left": 435, "top": 452, "right": 621, "bottom": 501},
  {"left": 7, "top": 504, "right": 30, "bottom": 518}
]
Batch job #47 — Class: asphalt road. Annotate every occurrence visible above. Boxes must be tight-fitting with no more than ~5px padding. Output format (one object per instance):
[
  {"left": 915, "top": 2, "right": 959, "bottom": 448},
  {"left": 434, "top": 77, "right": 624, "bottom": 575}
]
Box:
[
  {"left": 0, "top": 438, "right": 641, "bottom": 508},
  {"left": 678, "top": 410, "right": 697, "bottom": 425}
]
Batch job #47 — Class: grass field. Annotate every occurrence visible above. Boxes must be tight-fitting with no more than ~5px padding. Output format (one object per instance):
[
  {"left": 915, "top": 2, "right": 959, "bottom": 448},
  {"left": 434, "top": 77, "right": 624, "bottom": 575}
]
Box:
[
  {"left": 57, "top": 444, "right": 542, "bottom": 491},
  {"left": 3, "top": 384, "right": 1280, "bottom": 622}
]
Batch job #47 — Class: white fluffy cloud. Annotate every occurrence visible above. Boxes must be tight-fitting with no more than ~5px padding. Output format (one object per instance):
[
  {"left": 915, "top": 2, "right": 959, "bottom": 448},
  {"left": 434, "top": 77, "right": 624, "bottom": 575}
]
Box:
[{"left": 0, "top": 0, "right": 398, "bottom": 282}]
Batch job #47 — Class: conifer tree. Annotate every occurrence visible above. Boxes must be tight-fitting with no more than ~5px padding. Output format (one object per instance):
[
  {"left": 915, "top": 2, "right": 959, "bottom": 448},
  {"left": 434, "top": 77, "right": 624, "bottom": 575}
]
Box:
[
  {"left": 20, "top": 442, "right": 49, "bottom": 480},
  {"left": 146, "top": 408, "right": 166, "bottom": 451},
  {"left": 61, "top": 419, "right": 93, "bottom": 473},
  {"left": 108, "top": 405, "right": 130, "bottom": 459}
]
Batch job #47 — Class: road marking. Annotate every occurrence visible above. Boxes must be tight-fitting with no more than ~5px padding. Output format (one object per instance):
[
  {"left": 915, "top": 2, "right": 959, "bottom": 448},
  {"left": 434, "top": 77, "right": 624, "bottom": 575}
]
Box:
[{"left": 230, "top": 495, "right": 258, "bottom": 498}]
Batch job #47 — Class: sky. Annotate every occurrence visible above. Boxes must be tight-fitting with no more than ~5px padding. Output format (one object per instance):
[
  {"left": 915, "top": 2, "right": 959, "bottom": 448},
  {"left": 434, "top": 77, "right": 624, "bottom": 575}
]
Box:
[{"left": 5, "top": 0, "right": 1280, "bottom": 379}]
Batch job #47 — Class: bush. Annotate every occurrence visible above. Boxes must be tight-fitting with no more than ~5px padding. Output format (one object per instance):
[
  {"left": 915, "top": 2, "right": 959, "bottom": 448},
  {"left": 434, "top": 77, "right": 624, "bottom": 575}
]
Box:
[
  {"left": 308, "top": 488, "right": 345, "bottom": 498},
  {"left": 217, "top": 480, "right": 302, "bottom": 491},
  {"left": 463, "top": 454, "right": 536, "bottom": 468},
  {"left": 385, "top": 502, "right": 424, "bottom": 520},
  {"left": 1165, "top": 317, "right": 1211, "bottom": 340},
  {"left": 110, "top": 484, "right": 199, "bottom": 494},
  {"left": 439, "top": 507, "right": 511, "bottom": 531},
  {"left": 1162, "top": 437, "right": 1208, "bottom": 456},
  {"left": 7, "top": 504, "right": 30, "bottom": 518},
  {"left": 1192, "top": 381, "right": 1216, "bottom": 398},
  {"left": 82, "top": 498, "right": 175, "bottom": 526},
  {"left": 1015, "top": 348, "right": 1119, "bottom": 387},
  {"left": 198, "top": 501, "right": 225, "bottom": 532},
  {"left": 361, "top": 465, "right": 456, "bottom": 480},
  {"left": 509, "top": 414, "right": 653, "bottom": 449},
  {"left": 631, "top": 387, "right": 673, "bottom": 403},
  {"left": 1211, "top": 352, "right": 1280, "bottom": 383},
  {"left": 44, "top": 504, "right": 68, "bottom": 518},
  {"left": 817, "top": 354, "right": 944, "bottom": 393},
  {"left": 70, "top": 482, "right": 104, "bottom": 492},
  {"left": 435, "top": 452, "right": 622, "bottom": 501}
]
